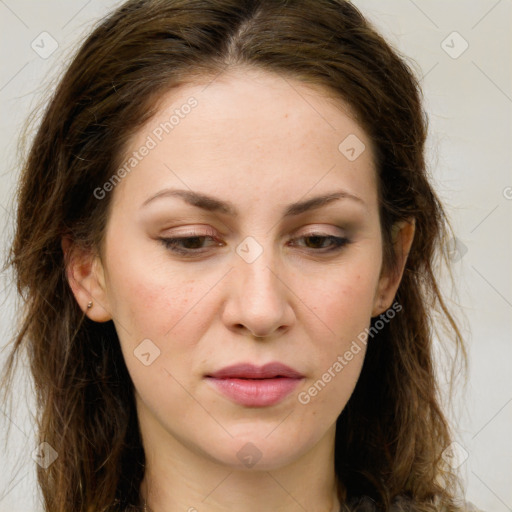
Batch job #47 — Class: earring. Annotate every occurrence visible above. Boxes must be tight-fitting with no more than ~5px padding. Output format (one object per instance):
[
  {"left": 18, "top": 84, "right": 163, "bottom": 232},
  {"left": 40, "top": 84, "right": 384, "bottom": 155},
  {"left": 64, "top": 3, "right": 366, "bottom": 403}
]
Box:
[{"left": 87, "top": 301, "right": 93, "bottom": 309}]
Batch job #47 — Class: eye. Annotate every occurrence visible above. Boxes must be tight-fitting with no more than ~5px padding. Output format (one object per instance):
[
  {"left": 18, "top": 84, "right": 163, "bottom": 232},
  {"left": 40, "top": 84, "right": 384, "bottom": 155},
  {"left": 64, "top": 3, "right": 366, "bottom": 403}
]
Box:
[
  {"left": 158, "top": 231, "right": 351, "bottom": 257},
  {"left": 289, "top": 233, "right": 351, "bottom": 252},
  {"left": 159, "top": 228, "right": 224, "bottom": 256}
]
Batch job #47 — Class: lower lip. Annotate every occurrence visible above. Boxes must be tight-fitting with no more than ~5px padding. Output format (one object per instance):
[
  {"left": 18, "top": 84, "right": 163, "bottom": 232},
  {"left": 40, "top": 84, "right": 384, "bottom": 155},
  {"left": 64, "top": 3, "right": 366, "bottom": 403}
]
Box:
[{"left": 205, "top": 377, "right": 302, "bottom": 407}]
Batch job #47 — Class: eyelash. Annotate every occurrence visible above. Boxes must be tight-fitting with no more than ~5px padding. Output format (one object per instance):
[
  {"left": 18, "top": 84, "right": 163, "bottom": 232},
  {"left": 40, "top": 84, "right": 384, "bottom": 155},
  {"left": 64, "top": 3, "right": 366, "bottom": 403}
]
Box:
[{"left": 158, "top": 231, "right": 351, "bottom": 256}]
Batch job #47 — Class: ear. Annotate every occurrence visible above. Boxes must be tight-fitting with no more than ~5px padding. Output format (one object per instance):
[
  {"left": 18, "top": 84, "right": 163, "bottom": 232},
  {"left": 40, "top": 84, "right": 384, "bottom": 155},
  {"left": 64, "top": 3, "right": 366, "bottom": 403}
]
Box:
[
  {"left": 61, "top": 236, "right": 112, "bottom": 322},
  {"left": 371, "top": 218, "right": 415, "bottom": 317}
]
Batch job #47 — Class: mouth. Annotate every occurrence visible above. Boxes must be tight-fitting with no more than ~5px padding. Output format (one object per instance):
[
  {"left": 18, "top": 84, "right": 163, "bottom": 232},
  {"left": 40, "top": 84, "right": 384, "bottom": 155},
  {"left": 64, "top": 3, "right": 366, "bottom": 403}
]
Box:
[{"left": 204, "top": 362, "right": 304, "bottom": 407}]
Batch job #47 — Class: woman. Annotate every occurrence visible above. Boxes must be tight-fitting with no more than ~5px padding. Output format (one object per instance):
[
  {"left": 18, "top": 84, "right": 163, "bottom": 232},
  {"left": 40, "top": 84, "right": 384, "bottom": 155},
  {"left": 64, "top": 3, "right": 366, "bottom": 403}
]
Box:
[{"left": 1, "top": 0, "right": 473, "bottom": 510}]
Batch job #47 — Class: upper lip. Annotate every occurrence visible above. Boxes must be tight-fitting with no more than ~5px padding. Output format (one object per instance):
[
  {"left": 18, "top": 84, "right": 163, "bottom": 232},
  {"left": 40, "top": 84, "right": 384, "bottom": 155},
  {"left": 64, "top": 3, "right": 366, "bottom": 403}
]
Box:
[{"left": 206, "top": 362, "right": 304, "bottom": 379}]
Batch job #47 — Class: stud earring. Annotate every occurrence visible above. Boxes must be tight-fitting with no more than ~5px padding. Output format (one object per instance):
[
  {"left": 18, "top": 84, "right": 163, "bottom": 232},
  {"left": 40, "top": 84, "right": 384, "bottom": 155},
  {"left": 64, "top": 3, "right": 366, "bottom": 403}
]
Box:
[{"left": 87, "top": 301, "right": 93, "bottom": 309}]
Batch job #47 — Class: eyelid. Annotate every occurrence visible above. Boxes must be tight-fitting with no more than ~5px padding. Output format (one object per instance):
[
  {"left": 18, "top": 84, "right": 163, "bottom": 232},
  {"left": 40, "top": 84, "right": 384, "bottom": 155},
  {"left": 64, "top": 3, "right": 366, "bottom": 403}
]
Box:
[
  {"left": 159, "top": 230, "right": 351, "bottom": 259},
  {"left": 161, "top": 225, "right": 219, "bottom": 237},
  {"left": 161, "top": 225, "right": 346, "bottom": 241},
  {"left": 292, "top": 224, "right": 348, "bottom": 239}
]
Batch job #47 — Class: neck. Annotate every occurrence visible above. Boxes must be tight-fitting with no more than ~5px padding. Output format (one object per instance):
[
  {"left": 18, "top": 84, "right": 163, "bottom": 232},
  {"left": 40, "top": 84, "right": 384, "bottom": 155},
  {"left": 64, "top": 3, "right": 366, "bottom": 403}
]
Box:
[
  {"left": 143, "top": 486, "right": 340, "bottom": 512},
  {"left": 142, "top": 478, "right": 340, "bottom": 512},
  {"left": 138, "top": 411, "right": 341, "bottom": 512}
]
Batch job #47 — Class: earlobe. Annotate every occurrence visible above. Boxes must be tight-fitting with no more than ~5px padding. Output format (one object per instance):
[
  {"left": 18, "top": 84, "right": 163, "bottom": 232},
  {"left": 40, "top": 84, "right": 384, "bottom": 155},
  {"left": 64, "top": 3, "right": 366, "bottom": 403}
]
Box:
[
  {"left": 61, "top": 237, "right": 112, "bottom": 322},
  {"left": 371, "top": 218, "right": 415, "bottom": 317}
]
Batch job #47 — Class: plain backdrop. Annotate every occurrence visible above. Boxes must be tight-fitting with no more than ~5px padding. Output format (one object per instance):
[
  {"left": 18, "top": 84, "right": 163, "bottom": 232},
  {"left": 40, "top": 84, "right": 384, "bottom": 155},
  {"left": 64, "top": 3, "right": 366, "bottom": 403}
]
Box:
[{"left": 0, "top": 1, "right": 511, "bottom": 511}]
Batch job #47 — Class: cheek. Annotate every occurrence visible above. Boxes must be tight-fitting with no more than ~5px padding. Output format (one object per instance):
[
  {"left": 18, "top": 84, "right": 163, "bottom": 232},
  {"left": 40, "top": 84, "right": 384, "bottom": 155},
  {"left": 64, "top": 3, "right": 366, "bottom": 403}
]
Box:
[
  {"left": 104, "top": 236, "right": 207, "bottom": 344},
  {"left": 310, "top": 264, "right": 380, "bottom": 334},
  {"left": 312, "top": 279, "right": 372, "bottom": 373},
  {"left": 298, "top": 275, "right": 373, "bottom": 419},
  {"left": 105, "top": 253, "right": 209, "bottom": 405},
  {"left": 300, "top": 251, "right": 380, "bottom": 386}
]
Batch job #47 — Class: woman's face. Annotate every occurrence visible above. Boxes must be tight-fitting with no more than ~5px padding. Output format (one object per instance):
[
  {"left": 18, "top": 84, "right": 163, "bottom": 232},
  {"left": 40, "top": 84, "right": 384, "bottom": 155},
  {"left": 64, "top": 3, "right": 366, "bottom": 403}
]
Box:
[{"left": 81, "top": 67, "right": 406, "bottom": 471}]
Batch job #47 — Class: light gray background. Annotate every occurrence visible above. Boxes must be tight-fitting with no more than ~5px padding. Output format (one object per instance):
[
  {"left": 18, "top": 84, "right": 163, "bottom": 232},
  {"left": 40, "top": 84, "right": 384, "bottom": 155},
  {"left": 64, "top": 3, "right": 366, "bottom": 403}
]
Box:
[{"left": 0, "top": 1, "right": 511, "bottom": 511}]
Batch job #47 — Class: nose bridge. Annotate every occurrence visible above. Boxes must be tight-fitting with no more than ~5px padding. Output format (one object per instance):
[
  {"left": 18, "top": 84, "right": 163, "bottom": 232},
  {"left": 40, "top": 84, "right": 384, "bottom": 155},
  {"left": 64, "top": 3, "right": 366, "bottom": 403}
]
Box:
[
  {"left": 235, "top": 235, "right": 282, "bottom": 300},
  {"left": 226, "top": 235, "right": 291, "bottom": 336}
]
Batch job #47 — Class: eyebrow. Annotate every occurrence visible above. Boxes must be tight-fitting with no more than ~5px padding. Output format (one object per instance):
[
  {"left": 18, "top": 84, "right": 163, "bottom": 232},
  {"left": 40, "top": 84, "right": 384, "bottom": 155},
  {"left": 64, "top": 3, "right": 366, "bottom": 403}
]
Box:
[{"left": 141, "top": 188, "right": 366, "bottom": 216}]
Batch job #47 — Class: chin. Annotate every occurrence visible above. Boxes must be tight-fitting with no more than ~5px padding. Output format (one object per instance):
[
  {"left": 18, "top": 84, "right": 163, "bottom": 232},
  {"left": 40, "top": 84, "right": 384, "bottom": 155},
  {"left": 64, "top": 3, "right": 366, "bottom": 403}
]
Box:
[{"left": 200, "top": 433, "right": 313, "bottom": 472}]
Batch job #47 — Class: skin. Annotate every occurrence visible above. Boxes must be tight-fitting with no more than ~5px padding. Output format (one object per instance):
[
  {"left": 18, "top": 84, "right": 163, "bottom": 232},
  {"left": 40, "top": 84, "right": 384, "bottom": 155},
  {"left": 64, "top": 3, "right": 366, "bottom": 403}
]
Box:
[{"left": 64, "top": 66, "right": 414, "bottom": 512}]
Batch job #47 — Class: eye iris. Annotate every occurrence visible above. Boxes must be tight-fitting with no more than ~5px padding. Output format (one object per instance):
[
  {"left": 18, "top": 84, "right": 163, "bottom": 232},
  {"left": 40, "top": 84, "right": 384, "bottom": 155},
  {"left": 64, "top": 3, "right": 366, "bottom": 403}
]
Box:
[
  {"left": 305, "top": 235, "right": 327, "bottom": 248},
  {"left": 183, "top": 237, "right": 205, "bottom": 249}
]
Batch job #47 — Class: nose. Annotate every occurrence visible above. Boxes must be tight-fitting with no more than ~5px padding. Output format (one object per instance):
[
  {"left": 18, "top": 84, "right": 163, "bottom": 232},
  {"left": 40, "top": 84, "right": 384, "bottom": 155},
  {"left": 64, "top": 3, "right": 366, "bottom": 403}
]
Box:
[{"left": 221, "top": 241, "right": 295, "bottom": 339}]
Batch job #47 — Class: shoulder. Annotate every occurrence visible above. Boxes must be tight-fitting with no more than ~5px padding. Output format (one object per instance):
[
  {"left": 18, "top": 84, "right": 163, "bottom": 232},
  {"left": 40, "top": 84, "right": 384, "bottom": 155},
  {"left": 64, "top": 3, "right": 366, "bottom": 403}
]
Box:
[{"left": 344, "top": 496, "right": 486, "bottom": 511}]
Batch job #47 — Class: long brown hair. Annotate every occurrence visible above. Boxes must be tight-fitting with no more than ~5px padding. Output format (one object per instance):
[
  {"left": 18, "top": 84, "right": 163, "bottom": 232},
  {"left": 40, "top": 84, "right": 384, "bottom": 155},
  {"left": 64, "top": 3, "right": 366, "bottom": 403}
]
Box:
[{"left": 1, "top": 1, "right": 466, "bottom": 510}]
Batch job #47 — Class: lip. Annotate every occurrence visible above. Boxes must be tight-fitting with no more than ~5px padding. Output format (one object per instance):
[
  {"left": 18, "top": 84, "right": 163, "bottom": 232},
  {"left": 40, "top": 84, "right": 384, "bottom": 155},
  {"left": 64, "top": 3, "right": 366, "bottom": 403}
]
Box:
[
  {"left": 206, "top": 362, "right": 304, "bottom": 379},
  {"left": 205, "top": 362, "right": 304, "bottom": 407}
]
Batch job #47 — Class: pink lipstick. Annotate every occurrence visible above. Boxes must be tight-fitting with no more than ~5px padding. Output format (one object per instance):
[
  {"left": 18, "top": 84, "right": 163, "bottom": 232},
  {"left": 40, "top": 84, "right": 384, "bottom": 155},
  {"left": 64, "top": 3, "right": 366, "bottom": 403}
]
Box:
[{"left": 205, "top": 362, "right": 304, "bottom": 407}]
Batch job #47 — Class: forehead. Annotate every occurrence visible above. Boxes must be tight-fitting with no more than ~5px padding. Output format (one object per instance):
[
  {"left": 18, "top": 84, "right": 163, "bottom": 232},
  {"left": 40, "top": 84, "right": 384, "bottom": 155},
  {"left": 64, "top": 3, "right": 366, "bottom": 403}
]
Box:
[{"left": 112, "top": 67, "right": 378, "bottom": 214}]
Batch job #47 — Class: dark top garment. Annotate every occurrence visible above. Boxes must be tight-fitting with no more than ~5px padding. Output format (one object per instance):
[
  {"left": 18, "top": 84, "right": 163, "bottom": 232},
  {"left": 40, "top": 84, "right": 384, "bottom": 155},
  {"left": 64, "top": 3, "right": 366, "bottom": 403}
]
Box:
[{"left": 343, "top": 496, "right": 484, "bottom": 511}]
